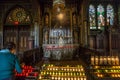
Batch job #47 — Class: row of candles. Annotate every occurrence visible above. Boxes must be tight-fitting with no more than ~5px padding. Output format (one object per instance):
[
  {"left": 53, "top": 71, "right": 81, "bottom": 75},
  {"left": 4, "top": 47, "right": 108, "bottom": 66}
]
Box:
[
  {"left": 95, "top": 69, "right": 120, "bottom": 73},
  {"left": 42, "top": 64, "right": 83, "bottom": 67},
  {"left": 39, "top": 64, "right": 87, "bottom": 79},
  {"left": 96, "top": 73, "right": 120, "bottom": 78},
  {"left": 15, "top": 65, "right": 39, "bottom": 77},
  {"left": 46, "top": 67, "right": 84, "bottom": 72},
  {"left": 39, "top": 76, "right": 87, "bottom": 80},
  {"left": 40, "top": 71, "right": 85, "bottom": 76},
  {"left": 93, "top": 65, "right": 120, "bottom": 69},
  {"left": 42, "top": 64, "right": 83, "bottom": 69},
  {"left": 93, "top": 68, "right": 120, "bottom": 78},
  {"left": 91, "top": 64, "right": 120, "bottom": 78},
  {"left": 91, "top": 56, "right": 119, "bottom": 65}
]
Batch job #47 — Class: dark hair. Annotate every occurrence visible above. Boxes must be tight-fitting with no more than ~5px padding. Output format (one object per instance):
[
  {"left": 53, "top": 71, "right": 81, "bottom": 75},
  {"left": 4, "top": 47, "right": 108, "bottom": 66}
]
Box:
[{"left": 4, "top": 42, "right": 16, "bottom": 50}]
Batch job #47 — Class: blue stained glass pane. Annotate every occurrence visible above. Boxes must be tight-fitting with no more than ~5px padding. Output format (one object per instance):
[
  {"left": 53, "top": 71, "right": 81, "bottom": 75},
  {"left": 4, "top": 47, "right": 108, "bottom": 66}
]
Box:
[
  {"left": 107, "top": 4, "right": 114, "bottom": 26},
  {"left": 89, "top": 5, "right": 96, "bottom": 29},
  {"left": 97, "top": 4, "right": 105, "bottom": 30}
]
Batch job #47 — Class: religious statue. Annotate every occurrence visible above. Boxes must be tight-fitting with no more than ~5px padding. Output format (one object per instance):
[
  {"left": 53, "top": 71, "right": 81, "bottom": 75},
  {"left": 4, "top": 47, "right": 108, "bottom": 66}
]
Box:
[
  {"left": 45, "top": 14, "right": 49, "bottom": 26},
  {"left": 73, "top": 13, "right": 76, "bottom": 25},
  {"left": 98, "top": 13, "right": 105, "bottom": 27},
  {"left": 58, "top": 34, "right": 64, "bottom": 47},
  {"left": 44, "top": 30, "right": 49, "bottom": 44}
]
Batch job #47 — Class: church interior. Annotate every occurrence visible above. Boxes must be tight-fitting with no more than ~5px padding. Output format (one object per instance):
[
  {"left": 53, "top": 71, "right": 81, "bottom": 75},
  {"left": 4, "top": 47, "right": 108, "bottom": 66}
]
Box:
[{"left": 0, "top": 0, "right": 120, "bottom": 80}]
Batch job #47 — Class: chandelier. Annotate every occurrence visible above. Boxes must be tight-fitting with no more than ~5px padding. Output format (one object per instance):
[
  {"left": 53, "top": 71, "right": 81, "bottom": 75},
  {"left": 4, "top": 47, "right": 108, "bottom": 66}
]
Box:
[{"left": 53, "top": 0, "right": 65, "bottom": 12}]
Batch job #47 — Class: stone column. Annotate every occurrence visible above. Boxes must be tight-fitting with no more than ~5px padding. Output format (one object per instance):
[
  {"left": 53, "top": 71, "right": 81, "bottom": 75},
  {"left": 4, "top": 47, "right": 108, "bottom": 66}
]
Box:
[{"left": 34, "top": 22, "right": 39, "bottom": 47}]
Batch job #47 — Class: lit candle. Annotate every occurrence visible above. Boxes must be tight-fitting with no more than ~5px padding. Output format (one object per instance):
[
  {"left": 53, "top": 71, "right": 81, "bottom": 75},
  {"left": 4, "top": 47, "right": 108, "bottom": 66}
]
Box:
[
  {"left": 112, "top": 56, "right": 115, "bottom": 65},
  {"left": 108, "top": 56, "right": 111, "bottom": 65},
  {"left": 115, "top": 56, "right": 119, "bottom": 65},
  {"left": 52, "top": 76, "right": 54, "bottom": 79},
  {"left": 39, "top": 75, "right": 42, "bottom": 79},
  {"left": 95, "top": 56, "right": 98, "bottom": 65},
  {"left": 104, "top": 56, "right": 107, "bottom": 65},
  {"left": 68, "top": 78, "right": 70, "bottom": 80},
  {"left": 55, "top": 76, "right": 57, "bottom": 80},
  {"left": 71, "top": 77, "right": 73, "bottom": 80},
  {"left": 81, "top": 77, "right": 83, "bottom": 80},
  {"left": 91, "top": 56, "right": 94, "bottom": 65},
  {"left": 84, "top": 77, "right": 87, "bottom": 80},
  {"left": 74, "top": 77, "right": 77, "bottom": 80}
]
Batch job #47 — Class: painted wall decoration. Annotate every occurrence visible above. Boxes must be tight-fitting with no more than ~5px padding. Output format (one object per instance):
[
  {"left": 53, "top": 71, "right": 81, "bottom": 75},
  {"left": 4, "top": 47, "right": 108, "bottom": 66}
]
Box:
[{"left": 11, "top": 8, "right": 27, "bottom": 22}]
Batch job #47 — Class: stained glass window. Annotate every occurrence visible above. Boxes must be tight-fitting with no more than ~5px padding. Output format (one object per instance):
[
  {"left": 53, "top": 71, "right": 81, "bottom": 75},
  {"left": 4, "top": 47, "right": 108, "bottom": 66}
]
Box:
[
  {"left": 107, "top": 4, "right": 114, "bottom": 26},
  {"left": 89, "top": 3, "right": 115, "bottom": 31},
  {"left": 118, "top": 5, "right": 120, "bottom": 25},
  {"left": 89, "top": 5, "right": 96, "bottom": 29},
  {"left": 97, "top": 4, "right": 105, "bottom": 30}
]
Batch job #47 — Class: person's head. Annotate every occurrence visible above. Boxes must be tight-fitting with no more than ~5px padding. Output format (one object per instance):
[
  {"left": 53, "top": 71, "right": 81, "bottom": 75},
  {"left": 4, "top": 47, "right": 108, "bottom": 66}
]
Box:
[{"left": 4, "top": 42, "right": 16, "bottom": 54}]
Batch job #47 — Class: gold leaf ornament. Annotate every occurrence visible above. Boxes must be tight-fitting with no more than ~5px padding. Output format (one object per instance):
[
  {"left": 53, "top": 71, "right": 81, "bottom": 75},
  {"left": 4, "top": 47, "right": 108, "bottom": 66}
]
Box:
[{"left": 12, "top": 8, "right": 27, "bottom": 22}]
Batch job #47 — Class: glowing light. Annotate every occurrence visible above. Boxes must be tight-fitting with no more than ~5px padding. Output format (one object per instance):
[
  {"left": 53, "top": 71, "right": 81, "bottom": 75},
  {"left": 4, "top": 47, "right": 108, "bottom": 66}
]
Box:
[
  {"left": 57, "top": 13, "right": 64, "bottom": 20},
  {"left": 14, "top": 21, "right": 19, "bottom": 25}
]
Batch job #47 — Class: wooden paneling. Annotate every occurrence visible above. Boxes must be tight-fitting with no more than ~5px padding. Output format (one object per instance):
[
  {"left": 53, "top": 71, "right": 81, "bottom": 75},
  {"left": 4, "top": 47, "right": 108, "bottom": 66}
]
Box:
[{"left": 3, "top": 26, "right": 30, "bottom": 52}]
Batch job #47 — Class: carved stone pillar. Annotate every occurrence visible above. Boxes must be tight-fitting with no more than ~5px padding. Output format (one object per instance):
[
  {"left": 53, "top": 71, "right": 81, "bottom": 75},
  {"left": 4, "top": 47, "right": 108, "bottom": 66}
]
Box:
[{"left": 34, "top": 22, "right": 39, "bottom": 47}]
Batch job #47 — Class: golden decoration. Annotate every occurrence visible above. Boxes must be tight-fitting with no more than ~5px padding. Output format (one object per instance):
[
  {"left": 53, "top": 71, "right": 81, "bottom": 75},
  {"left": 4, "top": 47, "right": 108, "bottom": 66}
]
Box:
[{"left": 11, "top": 8, "right": 27, "bottom": 22}]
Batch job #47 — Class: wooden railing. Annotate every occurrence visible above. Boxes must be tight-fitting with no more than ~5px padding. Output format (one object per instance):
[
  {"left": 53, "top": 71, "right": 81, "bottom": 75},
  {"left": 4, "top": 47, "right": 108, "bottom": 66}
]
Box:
[
  {"left": 22, "top": 47, "right": 43, "bottom": 66},
  {"left": 78, "top": 46, "right": 104, "bottom": 65}
]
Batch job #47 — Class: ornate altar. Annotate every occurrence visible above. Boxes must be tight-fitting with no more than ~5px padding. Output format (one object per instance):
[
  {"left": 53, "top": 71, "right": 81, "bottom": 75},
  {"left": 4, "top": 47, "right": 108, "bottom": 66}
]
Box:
[
  {"left": 43, "top": 44, "right": 79, "bottom": 60},
  {"left": 42, "top": 27, "right": 79, "bottom": 60},
  {"left": 42, "top": 0, "right": 79, "bottom": 60}
]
